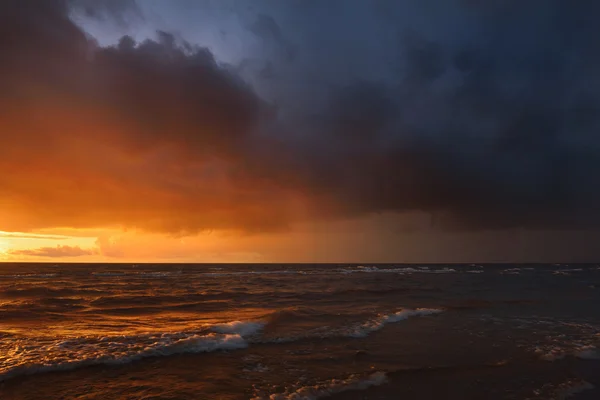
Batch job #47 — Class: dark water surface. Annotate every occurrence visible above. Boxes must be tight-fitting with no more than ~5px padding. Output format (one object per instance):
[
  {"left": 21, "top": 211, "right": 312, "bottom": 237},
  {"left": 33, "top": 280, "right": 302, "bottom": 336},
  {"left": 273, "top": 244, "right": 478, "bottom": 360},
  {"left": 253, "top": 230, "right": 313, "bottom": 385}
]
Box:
[{"left": 1, "top": 263, "right": 599, "bottom": 399}]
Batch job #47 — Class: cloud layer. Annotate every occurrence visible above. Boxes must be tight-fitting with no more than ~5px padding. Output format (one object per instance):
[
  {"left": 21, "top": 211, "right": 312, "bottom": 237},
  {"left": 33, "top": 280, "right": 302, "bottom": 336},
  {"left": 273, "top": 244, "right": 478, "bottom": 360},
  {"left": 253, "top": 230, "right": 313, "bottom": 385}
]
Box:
[
  {"left": 2, "top": 0, "right": 600, "bottom": 235},
  {"left": 8, "top": 245, "right": 96, "bottom": 258}
]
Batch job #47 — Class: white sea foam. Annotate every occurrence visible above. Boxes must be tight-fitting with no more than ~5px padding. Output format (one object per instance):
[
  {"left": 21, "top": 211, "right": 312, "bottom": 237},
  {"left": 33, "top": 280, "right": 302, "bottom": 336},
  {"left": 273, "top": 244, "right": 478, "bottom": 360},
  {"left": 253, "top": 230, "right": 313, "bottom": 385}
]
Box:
[
  {"left": 536, "top": 345, "right": 600, "bottom": 361},
  {"left": 502, "top": 268, "right": 521, "bottom": 275},
  {"left": 0, "top": 332, "right": 248, "bottom": 382},
  {"left": 0, "top": 319, "right": 265, "bottom": 382},
  {"left": 252, "top": 371, "right": 387, "bottom": 400},
  {"left": 553, "top": 271, "right": 571, "bottom": 276},
  {"left": 347, "top": 308, "right": 444, "bottom": 338}
]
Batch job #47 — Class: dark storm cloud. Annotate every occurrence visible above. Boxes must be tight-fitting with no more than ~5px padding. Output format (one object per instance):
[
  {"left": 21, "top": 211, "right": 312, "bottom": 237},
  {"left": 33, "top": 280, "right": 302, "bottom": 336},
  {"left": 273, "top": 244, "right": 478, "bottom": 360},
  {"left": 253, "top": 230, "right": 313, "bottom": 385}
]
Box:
[
  {"left": 275, "top": 0, "right": 600, "bottom": 229},
  {"left": 69, "top": 0, "right": 141, "bottom": 24},
  {"left": 3, "top": 0, "right": 600, "bottom": 233},
  {"left": 248, "top": 13, "right": 295, "bottom": 62}
]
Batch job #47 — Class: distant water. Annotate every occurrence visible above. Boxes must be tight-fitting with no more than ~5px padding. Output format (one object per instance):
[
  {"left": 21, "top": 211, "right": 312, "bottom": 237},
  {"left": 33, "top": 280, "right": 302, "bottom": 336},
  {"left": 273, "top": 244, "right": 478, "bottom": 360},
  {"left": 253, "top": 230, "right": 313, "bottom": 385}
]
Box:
[{"left": 1, "top": 263, "right": 600, "bottom": 399}]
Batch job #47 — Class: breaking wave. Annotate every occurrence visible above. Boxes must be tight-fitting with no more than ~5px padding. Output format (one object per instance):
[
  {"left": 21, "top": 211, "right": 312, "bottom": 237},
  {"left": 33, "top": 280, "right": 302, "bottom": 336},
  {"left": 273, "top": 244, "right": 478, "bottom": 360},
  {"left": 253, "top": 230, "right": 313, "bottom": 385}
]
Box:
[
  {"left": 535, "top": 345, "right": 600, "bottom": 361},
  {"left": 0, "top": 320, "right": 264, "bottom": 382},
  {"left": 0, "top": 307, "right": 443, "bottom": 382},
  {"left": 260, "top": 308, "right": 445, "bottom": 342},
  {"left": 346, "top": 308, "right": 444, "bottom": 338}
]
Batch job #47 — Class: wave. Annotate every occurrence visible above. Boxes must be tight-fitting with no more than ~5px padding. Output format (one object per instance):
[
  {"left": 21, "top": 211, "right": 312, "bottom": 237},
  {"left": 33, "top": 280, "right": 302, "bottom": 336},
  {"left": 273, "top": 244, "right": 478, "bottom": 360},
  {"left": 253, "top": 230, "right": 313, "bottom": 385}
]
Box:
[
  {"left": 493, "top": 315, "right": 600, "bottom": 362},
  {"left": 91, "top": 272, "right": 127, "bottom": 277},
  {"left": 346, "top": 308, "right": 444, "bottom": 338},
  {"left": 202, "top": 270, "right": 308, "bottom": 277},
  {"left": 260, "top": 308, "right": 444, "bottom": 342},
  {"left": 0, "top": 308, "right": 442, "bottom": 382},
  {"left": 552, "top": 268, "right": 585, "bottom": 276},
  {"left": 90, "top": 271, "right": 180, "bottom": 278},
  {"left": 0, "top": 333, "right": 247, "bottom": 382},
  {"left": 536, "top": 345, "right": 600, "bottom": 361},
  {"left": 252, "top": 371, "right": 387, "bottom": 400},
  {"left": 337, "top": 266, "right": 457, "bottom": 275},
  {"left": 0, "top": 273, "right": 58, "bottom": 279},
  {"left": 501, "top": 268, "right": 521, "bottom": 275},
  {"left": 0, "top": 320, "right": 264, "bottom": 383},
  {"left": 553, "top": 271, "right": 571, "bottom": 276}
]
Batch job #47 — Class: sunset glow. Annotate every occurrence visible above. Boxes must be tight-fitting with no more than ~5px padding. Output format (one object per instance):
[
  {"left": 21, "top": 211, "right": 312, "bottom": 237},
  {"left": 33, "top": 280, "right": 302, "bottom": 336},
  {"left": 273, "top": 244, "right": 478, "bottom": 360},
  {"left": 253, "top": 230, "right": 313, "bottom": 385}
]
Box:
[{"left": 0, "top": 240, "right": 8, "bottom": 255}]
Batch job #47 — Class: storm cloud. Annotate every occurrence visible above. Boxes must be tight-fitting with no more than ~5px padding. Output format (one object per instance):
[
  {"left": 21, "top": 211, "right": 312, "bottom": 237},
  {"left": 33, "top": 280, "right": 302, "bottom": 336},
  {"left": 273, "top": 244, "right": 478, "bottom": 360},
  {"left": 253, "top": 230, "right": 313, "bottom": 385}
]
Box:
[
  {"left": 279, "top": 0, "right": 600, "bottom": 229},
  {"left": 2, "top": 0, "right": 600, "bottom": 235}
]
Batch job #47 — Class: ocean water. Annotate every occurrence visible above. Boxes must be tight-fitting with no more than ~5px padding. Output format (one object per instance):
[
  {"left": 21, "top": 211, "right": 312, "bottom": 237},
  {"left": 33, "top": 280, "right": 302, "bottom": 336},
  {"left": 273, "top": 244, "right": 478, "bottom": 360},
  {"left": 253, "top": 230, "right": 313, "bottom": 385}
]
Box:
[{"left": 1, "top": 263, "right": 599, "bottom": 399}]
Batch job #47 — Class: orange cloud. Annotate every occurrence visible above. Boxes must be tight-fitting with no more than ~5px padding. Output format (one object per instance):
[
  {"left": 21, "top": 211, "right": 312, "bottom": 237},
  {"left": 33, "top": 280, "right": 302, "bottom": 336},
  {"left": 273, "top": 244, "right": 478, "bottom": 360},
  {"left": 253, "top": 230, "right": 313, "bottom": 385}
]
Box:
[
  {"left": 0, "top": 231, "right": 70, "bottom": 240},
  {"left": 8, "top": 245, "right": 97, "bottom": 258},
  {"left": 0, "top": 1, "right": 307, "bottom": 235}
]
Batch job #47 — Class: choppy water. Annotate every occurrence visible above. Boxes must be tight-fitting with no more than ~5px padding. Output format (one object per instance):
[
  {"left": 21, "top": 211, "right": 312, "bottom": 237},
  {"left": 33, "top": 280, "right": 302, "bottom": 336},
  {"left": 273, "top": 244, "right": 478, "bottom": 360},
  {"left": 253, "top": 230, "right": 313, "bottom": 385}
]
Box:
[{"left": 1, "top": 263, "right": 600, "bottom": 399}]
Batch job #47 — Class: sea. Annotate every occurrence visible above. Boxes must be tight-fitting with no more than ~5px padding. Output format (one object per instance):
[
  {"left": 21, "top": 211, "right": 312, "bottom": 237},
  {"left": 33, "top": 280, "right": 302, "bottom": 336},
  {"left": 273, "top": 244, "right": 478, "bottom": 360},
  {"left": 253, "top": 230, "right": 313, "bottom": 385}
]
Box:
[{"left": 0, "top": 263, "right": 599, "bottom": 400}]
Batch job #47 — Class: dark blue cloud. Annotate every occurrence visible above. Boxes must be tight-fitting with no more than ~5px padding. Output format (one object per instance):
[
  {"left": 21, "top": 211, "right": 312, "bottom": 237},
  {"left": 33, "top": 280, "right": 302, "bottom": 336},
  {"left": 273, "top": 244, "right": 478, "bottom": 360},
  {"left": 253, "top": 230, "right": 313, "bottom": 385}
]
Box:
[{"left": 250, "top": 0, "right": 600, "bottom": 229}]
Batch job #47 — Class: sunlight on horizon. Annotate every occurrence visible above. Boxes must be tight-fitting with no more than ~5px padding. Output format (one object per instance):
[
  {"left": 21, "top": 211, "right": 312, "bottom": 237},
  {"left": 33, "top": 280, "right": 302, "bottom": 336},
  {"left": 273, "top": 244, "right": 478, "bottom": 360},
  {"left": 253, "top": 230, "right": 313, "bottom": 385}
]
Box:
[{"left": 0, "top": 240, "right": 10, "bottom": 261}]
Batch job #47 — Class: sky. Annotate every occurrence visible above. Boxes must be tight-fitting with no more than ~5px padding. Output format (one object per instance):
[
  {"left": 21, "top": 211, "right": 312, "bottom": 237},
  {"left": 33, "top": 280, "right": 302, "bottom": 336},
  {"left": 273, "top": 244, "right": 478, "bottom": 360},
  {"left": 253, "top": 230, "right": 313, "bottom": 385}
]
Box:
[{"left": 2, "top": 0, "right": 600, "bottom": 263}]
